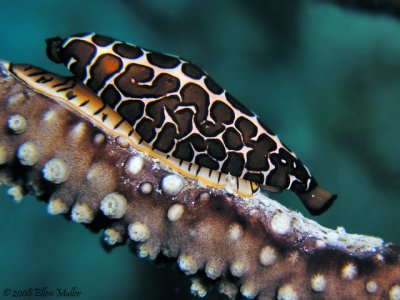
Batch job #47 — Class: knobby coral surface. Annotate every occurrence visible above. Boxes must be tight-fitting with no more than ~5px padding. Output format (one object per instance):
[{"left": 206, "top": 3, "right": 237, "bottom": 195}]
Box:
[{"left": 0, "top": 61, "right": 399, "bottom": 300}]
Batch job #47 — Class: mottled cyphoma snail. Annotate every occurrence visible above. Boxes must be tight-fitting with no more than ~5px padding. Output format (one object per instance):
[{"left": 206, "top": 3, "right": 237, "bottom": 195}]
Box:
[{"left": 14, "top": 32, "right": 336, "bottom": 215}]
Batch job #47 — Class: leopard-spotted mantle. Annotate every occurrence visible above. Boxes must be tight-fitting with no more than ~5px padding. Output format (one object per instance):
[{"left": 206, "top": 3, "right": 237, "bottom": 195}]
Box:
[{"left": 45, "top": 33, "right": 335, "bottom": 215}]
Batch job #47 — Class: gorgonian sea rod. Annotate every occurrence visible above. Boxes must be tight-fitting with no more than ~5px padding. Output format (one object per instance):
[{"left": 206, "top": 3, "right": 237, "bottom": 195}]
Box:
[{"left": 0, "top": 61, "right": 400, "bottom": 300}]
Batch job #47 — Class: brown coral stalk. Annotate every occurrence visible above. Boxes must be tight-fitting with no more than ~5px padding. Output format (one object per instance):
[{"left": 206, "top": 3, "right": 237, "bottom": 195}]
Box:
[{"left": 0, "top": 60, "right": 399, "bottom": 300}]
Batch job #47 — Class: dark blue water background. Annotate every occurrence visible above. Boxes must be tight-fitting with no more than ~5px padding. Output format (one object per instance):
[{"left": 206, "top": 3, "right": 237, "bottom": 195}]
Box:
[{"left": 0, "top": 1, "right": 399, "bottom": 299}]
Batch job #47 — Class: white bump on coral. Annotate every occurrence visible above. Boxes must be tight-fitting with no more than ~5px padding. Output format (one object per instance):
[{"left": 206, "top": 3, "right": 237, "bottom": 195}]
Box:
[
  {"left": 167, "top": 204, "right": 184, "bottom": 222},
  {"left": 389, "top": 285, "right": 400, "bottom": 300},
  {"left": 374, "top": 253, "right": 385, "bottom": 262},
  {"left": 104, "top": 228, "right": 123, "bottom": 245},
  {"left": 190, "top": 278, "right": 207, "bottom": 298},
  {"left": 137, "top": 244, "right": 159, "bottom": 260},
  {"left": 310, "top": 274, "right": 327, "bottom": 293},
  {"left": 230, "top": 260, "right": 247, "bottom": 277},
  {"left": 126, "top": 155, "right": 144, "bottom": 175},
  {"left": 8, "top": 114, "right": 27, "bottom": 134},
  {"left": 85, "top": 167, "right": 96, "bottom": 182},
  {"left": 315, "top": 239, "right": 327, "bottom": 248},
  {"left": 288, "top": 251, "right": 299, "bottom": 264},
  {"left": 0, "top": 173, "right": 12, "bottom": 185},
  {"left": 42, "top": 158, "right": 70, "bottom": 184},
  {"left": 94, "top": 133, "right": 105, "bottom": 145},
  {"left": 17, "top": 142, "right": 39, "bottom": 166},
  {"left": 365, "top": 280, "right": 378, "bottom": 294},
  {"left": 47, "top": 198, "right": 69, "bottom": 215},
  {"left": 128, "top": 221, "right": 150, "bottom": 242},
  {"left": 178, "top": 254, "right": 198, "bottom": 275},
  {"left": 85, "top": 163, "right": 107, "bottom": 183},
  {"left": 240, "top": 283, "right": 257, "bottom": 299},
  {"left": 218, "top": 281, "right": 238, "bottom": 300},
  {"left": 100, "top": 192, "right": 128, "bottom": 219},
  {"left": 116, "top": 136, "right": 129, "bottom": 148},
  {"left": 198, "top": 192, "right": 210, "bottom": 202},
  {"left": 227, "top": 223, "right": 242, "bottom": 241},
  {"left": 336, "top": 226, "right": 346, "bottom": 235},
  {"left": 161, "top": 174, "right": 184, "bottom": 196},
  {"left": 7, "top": 185, "right": 23, "bottom": 203},
  {"left": 341, "top": 262, "right": 358, "bottom": 280},
  {"left": 71, "top": 203, "right": 94, "bottom": 223},
  {"left": 139, "top": 182, "right": 153, "bottom": 194},
  {"left": 70, "top": 122, "right": 86, "bottom": 141},
  {"left": 271, "top": 211, "right": 292, "bottom": 235},
  {"left": 205, "top": 261, "right": 222, "bottom": 280},
  {"left": 0, "top": 145, "right": 7, "bottom": 165},
  {"left": 7, "top": 92, "right": 25, "bottom": 106},
  {"left": 277, "top": 284, "right": 298, "bottom": 300},
  {"left": 42, "top": 109, "right": 57, "bottom": 122},
  {"left": 259, "top": 245, "right": 277, "bottom": 266},
  {"left": 137, "top": 244, "right": 151, "bottom": 258}
]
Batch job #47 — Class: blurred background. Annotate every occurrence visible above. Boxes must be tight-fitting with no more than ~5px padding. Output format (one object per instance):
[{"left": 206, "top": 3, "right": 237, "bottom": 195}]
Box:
[{"left": 0, "top": 0, "right": 399, "bottom": 299}]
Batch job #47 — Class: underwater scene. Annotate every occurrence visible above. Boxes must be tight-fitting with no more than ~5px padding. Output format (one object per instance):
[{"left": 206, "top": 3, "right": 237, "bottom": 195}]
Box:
[{"left": 0, "top": 0, "right": 399, "bottom": 299}]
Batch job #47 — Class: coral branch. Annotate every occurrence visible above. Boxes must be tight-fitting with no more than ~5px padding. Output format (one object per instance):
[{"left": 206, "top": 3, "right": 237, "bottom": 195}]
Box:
[{"left": 0, "top": 60, "right": 399, "bottom": 299}]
